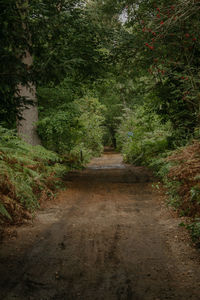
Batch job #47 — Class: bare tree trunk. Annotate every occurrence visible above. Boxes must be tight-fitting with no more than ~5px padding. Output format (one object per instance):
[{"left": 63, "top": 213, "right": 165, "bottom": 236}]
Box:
[{"left": 17, "top": 51, "right": 41, "bottom": 146}]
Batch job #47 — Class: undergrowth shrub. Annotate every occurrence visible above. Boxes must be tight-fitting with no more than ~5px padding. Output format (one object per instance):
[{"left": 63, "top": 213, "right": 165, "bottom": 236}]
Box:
[
  {"left": 37, "top": 102, "right": 81, "bottom": 153},
  {"left": 116, "top": 106, "right": 172, "bottom": 165},
  {"left": 0, "top": 126, "right": 68, "bottom": 224},
  {"left": 75, "top": 97, "right": 105, "bottom": 157},
  {"left": 117, "top": 105, "right": 200, "bottom": 245},
  {"left": 165, "top": 142, "right": 200, "bottom": 218},
  {"left": 184, "top": 219, "right": 200, "bottom": 246},
  {"left": 150, "top": 140, "right": 200, "bottom": 245},
  {"left": 37, "top": 95, "right": 105, "bottom": 161}
]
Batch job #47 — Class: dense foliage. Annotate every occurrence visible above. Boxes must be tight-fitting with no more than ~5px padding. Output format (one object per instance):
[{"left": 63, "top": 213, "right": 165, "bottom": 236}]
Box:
[
  {"left": 116, "top": 105, "right": 172, "bottom": 164},
  {"left": 114, "top": 0, "right": 200, "bottom": 135},
  {"left": 113, "top": 0, "right": 200, "bottom": 243},
  {"left": 37, "top": 92, "right": 105, "bottom": 161},
  {"left": 0, "top": 126, "right": 67, "bottom": 224},
  {"left": 0, "top": 0, "right": 112, "bottom": 126}
]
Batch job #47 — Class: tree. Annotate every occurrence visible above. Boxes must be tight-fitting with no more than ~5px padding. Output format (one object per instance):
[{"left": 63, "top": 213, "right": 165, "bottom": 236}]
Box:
[
  {"left": 16, "top": 1, "right": 41, "bottom": 145},
  {"left": 0, "top": 0, "right": 112, "bottom": 133},
  {"left": 108, "top": 0, "right": 200, "bottom": 137}
]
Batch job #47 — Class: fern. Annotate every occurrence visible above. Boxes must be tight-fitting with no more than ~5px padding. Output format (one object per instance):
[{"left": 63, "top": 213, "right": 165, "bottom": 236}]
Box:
[
  {"left": 0, "top": 126, "right": 67, "bottom": 223},
  {"left": 0, "top": 202, "right": 12, "bottom": 221}
]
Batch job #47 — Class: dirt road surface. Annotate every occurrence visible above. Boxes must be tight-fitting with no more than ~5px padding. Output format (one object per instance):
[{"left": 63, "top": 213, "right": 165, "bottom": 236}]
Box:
[{"left": 1, "top": 151, "right": 200, "bottom": 300}]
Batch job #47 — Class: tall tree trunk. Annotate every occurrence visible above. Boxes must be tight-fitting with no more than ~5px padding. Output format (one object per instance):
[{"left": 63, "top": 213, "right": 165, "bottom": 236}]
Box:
[
  {"left": 16, "top": 0, "right": 41, "bottom": 146},
  {"left": 17, "top": 51, "right": 41, "bottom": 146}
]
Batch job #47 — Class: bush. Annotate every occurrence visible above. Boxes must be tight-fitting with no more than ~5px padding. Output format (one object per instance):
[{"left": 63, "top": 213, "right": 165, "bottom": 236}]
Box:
[
  {"left": 185, "top": 219, "right": 200, "bottom": 246},
  {"left": 75, "top": 96, "right": 105, "bottom": 157},
  {"left": 164, "top": 142, "right": 200, "bottom": 217},
  {"left": 37, "top": 102, "right": 81, "bottom": 153},
  {"left": 0, "top": 126, "right": 67, "bottom": 224},
  {"left": 116, "top": 105, "right": 172, "bottom": 165},
  {"left": 117, "top": 105, "right": 200, "bottom": 245},
  {"left": 38, "top": 94, "right": 105, "bottom": 159}
]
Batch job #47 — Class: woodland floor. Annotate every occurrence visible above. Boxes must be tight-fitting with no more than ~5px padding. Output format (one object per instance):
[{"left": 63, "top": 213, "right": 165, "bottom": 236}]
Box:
[{"left": 1, "top": 151, "right": 200, "bottom": 299}]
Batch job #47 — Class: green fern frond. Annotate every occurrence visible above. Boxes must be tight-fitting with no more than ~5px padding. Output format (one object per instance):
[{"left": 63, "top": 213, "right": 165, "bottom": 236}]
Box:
[{"left": 0, "top": 202, "right": 12, "bottom": 220}]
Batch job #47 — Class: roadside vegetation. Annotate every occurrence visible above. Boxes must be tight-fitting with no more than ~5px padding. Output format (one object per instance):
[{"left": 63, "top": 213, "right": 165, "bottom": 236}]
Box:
[
  {"left": 115, "top": 0, "right": 200, "bottom": 245},
  {"left": 0, "top": 0, "right": 109, "bottom": 224},
  {"left": 0, "top": 126, "right": 66, "bottom": 224}
]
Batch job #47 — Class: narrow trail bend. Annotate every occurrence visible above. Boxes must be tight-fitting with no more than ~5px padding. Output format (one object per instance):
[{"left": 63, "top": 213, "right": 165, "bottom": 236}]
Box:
[{"left": 1, "top": 151, "right": 200, "bottom": 300}]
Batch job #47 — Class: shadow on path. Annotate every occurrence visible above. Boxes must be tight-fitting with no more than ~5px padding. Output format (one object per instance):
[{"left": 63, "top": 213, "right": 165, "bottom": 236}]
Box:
[{"left": 0, "top": 152, "right": 200, "bottom": 299}]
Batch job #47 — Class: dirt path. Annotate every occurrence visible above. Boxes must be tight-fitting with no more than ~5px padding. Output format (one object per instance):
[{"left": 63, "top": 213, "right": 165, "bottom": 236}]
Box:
[{"left": 1, "top": 152, "right": 200, "bottom": 300}]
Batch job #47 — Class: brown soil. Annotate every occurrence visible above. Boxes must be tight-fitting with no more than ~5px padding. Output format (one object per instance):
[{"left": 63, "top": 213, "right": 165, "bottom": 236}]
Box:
[{"left": 1, "top": 152, "right": 200, "bottom": 300}]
